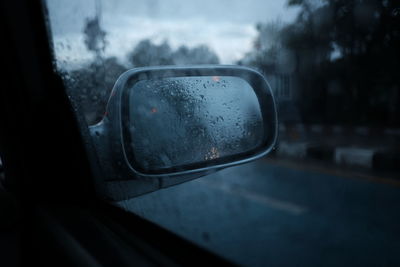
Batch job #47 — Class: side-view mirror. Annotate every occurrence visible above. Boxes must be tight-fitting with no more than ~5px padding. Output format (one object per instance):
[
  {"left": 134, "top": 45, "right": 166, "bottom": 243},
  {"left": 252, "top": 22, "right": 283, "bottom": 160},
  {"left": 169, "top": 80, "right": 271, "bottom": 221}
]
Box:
[{"left": 89, "top": 65, "right": 277, "bottom": 200}]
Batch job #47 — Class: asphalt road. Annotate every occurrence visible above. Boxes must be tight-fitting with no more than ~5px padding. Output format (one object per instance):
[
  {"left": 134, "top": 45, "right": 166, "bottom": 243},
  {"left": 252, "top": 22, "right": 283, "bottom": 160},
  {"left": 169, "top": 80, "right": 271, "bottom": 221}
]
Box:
[{"left": 120, "top": 159, "right": 400, "bottom": 266}]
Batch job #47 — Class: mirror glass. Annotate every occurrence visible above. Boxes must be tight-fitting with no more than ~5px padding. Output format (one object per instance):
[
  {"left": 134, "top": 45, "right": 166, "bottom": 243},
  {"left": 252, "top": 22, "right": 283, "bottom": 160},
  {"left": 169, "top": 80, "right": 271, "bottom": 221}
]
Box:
[{"left": 127, "top": 76, "right": 264, "bottom": 172}]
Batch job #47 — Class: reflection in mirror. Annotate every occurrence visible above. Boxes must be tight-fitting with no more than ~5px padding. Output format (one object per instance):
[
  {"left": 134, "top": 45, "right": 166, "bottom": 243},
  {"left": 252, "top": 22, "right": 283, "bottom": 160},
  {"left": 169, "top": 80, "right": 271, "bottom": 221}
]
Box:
[{"left": 128, "top": 76, "right": 264, "bottom": 172}]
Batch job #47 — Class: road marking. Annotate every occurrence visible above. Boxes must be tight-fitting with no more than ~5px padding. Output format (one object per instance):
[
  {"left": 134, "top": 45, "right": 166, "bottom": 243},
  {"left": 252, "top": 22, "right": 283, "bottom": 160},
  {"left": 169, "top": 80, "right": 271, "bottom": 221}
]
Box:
[
  {"left": 264, "top": 158, "right": 400, "bottom": 187},
  {"left": 202, "top": 181, "right": 307, "bottom": 215}
]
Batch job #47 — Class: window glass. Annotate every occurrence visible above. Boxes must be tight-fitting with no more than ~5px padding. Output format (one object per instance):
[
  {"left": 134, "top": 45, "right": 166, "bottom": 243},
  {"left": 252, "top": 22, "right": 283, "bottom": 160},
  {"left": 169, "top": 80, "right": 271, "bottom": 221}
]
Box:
[{"left": 45, "top": 0, "right": 400, "bottom": 265}]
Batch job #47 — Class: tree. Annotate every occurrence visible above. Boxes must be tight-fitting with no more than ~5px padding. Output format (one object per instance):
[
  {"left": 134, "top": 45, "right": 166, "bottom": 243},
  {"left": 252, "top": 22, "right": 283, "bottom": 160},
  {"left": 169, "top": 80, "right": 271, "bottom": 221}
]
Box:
[
  {"left": 239, "top": 21, "right": 285, "bottom": 71},
  {"left": 65, "top": 57, "right": 127, "bottom": 124},
  {"left": 243, "top": 0, "right": 400, "bottom": 126},
  {"left": 83, "top": 17, "right": 107, "bottom": 63},
  {"left": 128, "top": 40, "right": 174, "bottom": 67},
  {"left": 65, "top": 16, "right": 128, "bottom": 125},
  {"left": 128, "top": 39, "right": 219, "bottom": 67},
  {"left": 173, "top": 45, "right": 219, "bottom": 65}
]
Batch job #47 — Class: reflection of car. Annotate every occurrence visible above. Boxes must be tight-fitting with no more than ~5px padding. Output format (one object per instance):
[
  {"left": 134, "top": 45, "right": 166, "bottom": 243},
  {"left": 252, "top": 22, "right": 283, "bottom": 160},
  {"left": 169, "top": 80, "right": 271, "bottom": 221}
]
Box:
[{"left": 0, "top": 1, "right": 276, "bottom": 266}]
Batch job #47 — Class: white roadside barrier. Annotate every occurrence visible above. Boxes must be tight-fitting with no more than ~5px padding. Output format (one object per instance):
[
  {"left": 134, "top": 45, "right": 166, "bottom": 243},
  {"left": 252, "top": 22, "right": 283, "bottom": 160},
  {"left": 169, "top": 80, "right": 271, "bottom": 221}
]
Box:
[
  {"left": 276, "top": 142, "right": 389, "bottom": 170},
  {"left": 277, "top": 142, "right": 310, "bottom": 159},
  {"left": 334, "top": 147, "right": 375, "bottom": 169}
]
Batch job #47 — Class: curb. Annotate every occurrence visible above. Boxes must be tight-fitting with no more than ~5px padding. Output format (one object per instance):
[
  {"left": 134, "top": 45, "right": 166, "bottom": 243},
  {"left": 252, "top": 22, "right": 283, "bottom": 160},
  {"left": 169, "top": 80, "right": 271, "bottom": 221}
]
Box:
[
  {"left": 279, "top": 124, "right": 400, "bottom": 138},
  {"left": 276, "top": 141, "right": 400, "bottom": 172}
]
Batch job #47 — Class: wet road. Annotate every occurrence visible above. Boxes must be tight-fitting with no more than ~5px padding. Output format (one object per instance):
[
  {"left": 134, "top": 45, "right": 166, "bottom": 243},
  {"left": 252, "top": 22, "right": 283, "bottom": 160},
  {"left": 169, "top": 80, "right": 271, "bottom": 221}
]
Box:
[{"left": 120, "top": 160, "right": 400, "bottom": 266}]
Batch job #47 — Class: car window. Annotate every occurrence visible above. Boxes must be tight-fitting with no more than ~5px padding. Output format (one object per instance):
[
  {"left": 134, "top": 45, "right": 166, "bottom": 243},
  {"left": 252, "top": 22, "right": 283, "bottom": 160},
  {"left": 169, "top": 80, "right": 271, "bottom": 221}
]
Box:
[{"left": 44, "top": 0, "right": 400, "bottom": 266}]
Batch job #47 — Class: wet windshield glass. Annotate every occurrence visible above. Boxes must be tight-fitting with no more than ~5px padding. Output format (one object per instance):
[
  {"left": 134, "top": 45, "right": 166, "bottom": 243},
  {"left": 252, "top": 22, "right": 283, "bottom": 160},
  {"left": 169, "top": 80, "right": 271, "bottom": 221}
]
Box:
[{"left": 45, "top": 0, "right": 400, "bottom": 266}]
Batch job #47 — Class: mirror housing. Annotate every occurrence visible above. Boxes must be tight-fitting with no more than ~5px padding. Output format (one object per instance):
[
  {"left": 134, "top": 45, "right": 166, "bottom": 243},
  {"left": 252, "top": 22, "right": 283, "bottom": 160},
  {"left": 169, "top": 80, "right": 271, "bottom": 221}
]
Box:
[{"left": 89, "top": 65, "right": 277, "bottom": 200}]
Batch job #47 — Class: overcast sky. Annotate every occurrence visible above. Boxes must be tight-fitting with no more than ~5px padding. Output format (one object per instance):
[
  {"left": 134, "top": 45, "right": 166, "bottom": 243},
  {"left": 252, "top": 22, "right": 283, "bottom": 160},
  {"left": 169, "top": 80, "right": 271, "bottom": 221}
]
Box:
[{"left": 46, "top": 0, "right": 299, "bottom": 67}]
